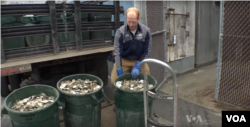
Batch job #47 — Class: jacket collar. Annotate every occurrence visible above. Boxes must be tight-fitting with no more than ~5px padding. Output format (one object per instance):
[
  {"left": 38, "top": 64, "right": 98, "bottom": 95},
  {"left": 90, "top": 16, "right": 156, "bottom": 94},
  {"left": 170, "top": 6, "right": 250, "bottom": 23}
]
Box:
[{"left": 126, "top": 23, "right": 142, "bottom": 33}]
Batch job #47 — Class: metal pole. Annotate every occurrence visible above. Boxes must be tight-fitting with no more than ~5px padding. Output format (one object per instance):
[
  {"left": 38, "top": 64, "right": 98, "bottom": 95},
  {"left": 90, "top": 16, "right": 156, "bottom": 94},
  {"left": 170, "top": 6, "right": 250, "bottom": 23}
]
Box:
[
  {"left": 114, "top": 1, "right": 120, "bottom": 32},
  {"left": 74, "top": 1, "right": 82, "bottom": 51},
  {"left": 163, "top": 1, "right": 168, "bottom": 78},
  {"left": 141, "top": 62, "right": 149, "bottom": 127},
  {"left": 174, "top": 81, "right": 178, "bottom": 127},
  {"left": 214, "top": 1, "right": 224, "bottom": 101},
  {"left": 151, "top": 30, "right": 166, "bottom": 36},
  {"left": 141, "top": 58, "right": 178, "bottom": 127},
  {"left": 48, "top": 1, "right": 59, "bottom": 54}
]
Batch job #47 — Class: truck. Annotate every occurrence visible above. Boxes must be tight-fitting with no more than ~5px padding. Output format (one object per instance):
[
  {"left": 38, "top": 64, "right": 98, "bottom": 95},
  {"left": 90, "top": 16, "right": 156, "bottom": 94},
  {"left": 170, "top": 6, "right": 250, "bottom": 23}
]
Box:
[{"left": 1, "top": 1, "right": 124, "bottom": 97}]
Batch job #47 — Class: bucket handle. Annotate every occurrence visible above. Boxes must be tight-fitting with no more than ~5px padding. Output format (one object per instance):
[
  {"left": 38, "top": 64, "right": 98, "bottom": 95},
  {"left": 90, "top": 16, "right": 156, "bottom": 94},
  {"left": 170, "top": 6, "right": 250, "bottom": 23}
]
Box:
[
  {"left": 1, "top": 106, "right": 8, "bottom": 115},
  {"left": 91, "top": 89, "right": 104, "bottom": 104}
]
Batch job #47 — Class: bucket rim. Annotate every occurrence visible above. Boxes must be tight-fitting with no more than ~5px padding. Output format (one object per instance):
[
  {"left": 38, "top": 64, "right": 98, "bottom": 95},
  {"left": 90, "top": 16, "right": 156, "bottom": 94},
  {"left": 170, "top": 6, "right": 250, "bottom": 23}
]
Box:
[
  {"left": 4, "top": 84, "right": 60, "bottom": 114},
  {"left": 56, "top": 74, "right": 103, "bottom": 96},
  {"left": 114, "top": 73, "right": 158, "bottom": 93}
]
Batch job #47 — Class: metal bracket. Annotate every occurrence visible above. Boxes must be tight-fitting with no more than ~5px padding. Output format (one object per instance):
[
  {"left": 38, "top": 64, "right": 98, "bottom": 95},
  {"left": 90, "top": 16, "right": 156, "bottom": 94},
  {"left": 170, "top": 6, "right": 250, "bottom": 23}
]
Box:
[
  {"left": 168, "top": 8, "right": 175, "bottom": 12},
  {"left": 120, "top": 6, "right": 124, "bottom": 14},
  {"left": 148, "top": 117, "right": 173, "bottom": 127},
  {"left": 147, "top": 91, "right": 173, "bottom": 100},
  {"left": 186, "top": 31, "right": 189, "bottom": 37},
  {"left": 151, "top": 30, "right": 166, "bottom": 36},
  {"left": 166, "top": 12, "right": 189, "bottom": 18}
]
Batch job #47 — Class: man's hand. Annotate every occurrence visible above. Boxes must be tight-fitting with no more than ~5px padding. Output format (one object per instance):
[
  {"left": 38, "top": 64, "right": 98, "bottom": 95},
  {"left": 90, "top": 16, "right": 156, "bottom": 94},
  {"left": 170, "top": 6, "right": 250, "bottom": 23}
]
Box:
[
  {"left": 132, "top": 61, "right": 140, "bottom": 79},
  {"left": 117, "top": 69, "right": 124, "bottom": 76}
]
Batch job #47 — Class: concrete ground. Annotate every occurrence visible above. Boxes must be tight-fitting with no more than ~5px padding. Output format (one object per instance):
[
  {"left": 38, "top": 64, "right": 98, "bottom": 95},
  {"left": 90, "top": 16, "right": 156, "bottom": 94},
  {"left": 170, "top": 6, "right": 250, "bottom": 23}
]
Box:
[
  {"left": 1, "top": 63, "right": 247, "bottom": 127},
  {"left": 158, "top": 63, "right": 246, "bottom": 113}
]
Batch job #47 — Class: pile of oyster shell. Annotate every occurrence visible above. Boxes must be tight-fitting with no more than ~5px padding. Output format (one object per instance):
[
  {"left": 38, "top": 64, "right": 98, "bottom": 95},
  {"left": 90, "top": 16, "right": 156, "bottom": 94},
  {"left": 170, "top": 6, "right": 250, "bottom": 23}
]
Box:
[
  {"left": 11, "top": 93, "right": 55, "bottom": 112},
  {"left": 116, "top": 79, "right": 154, "bottom": 91},
  {"left": 60, "top": 79, "right": 101, "bottom": 94}
]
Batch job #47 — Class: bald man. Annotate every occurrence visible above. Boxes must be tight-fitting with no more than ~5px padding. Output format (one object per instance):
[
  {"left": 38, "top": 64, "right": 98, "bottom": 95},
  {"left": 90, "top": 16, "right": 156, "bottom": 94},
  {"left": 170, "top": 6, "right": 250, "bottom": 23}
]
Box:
[{"left": 111, "top": 7, "right": 152, "bottom": 87}]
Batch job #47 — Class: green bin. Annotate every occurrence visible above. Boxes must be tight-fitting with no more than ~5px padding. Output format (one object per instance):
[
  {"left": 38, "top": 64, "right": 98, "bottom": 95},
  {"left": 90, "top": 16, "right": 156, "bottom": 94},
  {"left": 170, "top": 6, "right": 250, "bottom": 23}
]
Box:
[
  {"left": 24, "top": 15, "right": 52, "bottom": 46},
  {"left": 81, "top": 16, "right": 90, "bottom": 41},
  {"left": 25, "top": 14, "right": 63, "bottom": 46},
  {"left": 1, "top": 16, "right": 26, "bottom": 49},
  {"left": 89, "top": 13, "right": 112, "bottom": 40},
  {"left": 35, "top": 15, "right": 63, "bottom": 24},
  {"left": 57, "top": 74, "right": 104, "bottom": 127},
  {"left": 1, "top": 84, "right": 63, "bottom": 127},
  {"left": 1, "top": 16, "right": 17, "bottom": 24},
  {"left": 57, "top": 14, "right": 71, "bottom": 44},
  {"left": 114, "top": 73, "right": 158, "bottom": 127},
  {"left": 68, "top": 13, "right": 90, "bottom": 41},
  {"left": 21, "top": 16, "right": 35, "bottom": 24}
]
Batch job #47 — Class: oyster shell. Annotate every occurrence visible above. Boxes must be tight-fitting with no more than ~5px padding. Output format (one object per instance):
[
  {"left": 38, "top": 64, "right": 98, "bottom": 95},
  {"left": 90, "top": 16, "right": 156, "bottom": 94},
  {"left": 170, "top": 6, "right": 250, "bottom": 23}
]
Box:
[
  {"left": 11, "top": 93, "right": 55, "bottom": 112},
  {"left": 116, "top": 81, "right": 122, "bottom": 88},
  {"left": 59, "top": 79, "right": 101, "bottom": 94},
  {"left": 116, "top": 79, "right": 154, "bottom": 91}
]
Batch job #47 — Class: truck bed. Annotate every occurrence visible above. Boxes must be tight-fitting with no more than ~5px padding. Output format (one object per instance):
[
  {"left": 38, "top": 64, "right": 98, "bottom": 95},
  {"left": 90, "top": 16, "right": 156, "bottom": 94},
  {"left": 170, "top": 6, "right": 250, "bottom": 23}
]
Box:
[{"left": 1, "top": 46, "right": 113, "bottom": 69}]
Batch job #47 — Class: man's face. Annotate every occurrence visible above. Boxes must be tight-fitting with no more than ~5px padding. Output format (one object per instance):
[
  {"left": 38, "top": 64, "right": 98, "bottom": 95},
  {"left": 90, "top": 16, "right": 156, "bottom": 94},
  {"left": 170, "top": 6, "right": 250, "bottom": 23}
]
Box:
[{"left": 126, "top": 12, "right": 139, "bottom": 31}]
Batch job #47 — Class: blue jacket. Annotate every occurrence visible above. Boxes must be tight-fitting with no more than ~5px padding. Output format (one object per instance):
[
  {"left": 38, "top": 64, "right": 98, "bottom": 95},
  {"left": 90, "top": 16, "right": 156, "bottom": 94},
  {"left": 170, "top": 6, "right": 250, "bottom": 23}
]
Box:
[{"left": 114, "top": 23, "right": 152, "bottom": 70}]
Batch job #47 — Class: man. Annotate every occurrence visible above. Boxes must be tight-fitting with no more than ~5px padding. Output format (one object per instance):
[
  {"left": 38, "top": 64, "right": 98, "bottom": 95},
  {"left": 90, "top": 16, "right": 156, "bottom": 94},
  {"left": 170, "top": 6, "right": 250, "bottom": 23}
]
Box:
[{"left": 111, "top": 7, "right": 152, "bottom": 88}]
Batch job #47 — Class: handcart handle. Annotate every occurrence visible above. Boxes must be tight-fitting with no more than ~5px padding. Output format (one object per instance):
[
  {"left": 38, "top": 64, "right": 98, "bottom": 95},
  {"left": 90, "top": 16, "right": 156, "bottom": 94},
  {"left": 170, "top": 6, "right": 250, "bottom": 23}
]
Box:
[{"left": 140, "top": 58, "right": 178, "bottom": 127}]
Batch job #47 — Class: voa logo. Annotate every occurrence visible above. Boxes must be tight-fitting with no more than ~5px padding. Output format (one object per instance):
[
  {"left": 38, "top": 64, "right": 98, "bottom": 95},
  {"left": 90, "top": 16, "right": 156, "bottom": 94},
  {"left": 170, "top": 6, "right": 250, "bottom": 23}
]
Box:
[
  {"left": 226, "top": 115, "right": 246, "bottom": 122},
  {"left": 186, "top": 115, "right": 203, "bottom": 122}
]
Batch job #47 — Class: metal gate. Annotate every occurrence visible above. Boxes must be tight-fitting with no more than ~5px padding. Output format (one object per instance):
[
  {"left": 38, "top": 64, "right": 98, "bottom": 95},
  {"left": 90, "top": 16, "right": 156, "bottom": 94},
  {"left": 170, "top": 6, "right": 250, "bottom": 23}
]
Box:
[{"left": 215, "top": 1, "right": 250, "bottom": 109}]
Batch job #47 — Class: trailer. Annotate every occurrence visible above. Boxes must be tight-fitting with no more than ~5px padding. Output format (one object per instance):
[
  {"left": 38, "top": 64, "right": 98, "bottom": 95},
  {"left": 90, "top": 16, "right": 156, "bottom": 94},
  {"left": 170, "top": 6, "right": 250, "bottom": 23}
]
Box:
[{"left": 1, "top": 1, "right": 124, "bottom": 97}]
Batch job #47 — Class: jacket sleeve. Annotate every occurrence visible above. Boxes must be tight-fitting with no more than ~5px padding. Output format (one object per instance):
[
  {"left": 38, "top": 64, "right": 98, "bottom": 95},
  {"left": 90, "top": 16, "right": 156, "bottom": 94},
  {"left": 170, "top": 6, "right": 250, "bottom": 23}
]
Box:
[
  {"left": 139, "top": 29, "right": 152, "bottom": 61},
  {"left": 114, "top": 30, "right": 123, "bottom": 70}
]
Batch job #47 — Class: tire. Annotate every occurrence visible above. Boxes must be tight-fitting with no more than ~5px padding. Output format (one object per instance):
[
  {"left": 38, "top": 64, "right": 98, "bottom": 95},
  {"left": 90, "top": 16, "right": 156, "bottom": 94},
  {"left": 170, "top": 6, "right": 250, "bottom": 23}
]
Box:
[{"left": 0, "top": 77, "right": 10, "bottom": 97}]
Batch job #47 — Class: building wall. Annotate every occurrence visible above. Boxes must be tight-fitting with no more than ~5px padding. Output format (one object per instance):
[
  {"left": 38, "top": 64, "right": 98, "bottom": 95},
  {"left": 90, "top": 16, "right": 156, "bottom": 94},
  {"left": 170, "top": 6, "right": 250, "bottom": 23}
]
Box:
[
  {"left": 195, "top": 1, "right": 220, "bottom": 67},
  {"left": 164, "top": 1, "right": 196, "bottom": 77}
]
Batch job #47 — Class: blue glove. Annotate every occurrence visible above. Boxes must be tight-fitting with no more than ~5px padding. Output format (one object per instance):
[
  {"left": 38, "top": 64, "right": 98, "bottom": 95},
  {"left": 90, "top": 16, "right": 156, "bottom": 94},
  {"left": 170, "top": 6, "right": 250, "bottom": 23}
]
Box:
[
  {"left": 132, "top": 61, "right": 140, "bottom": 79},
  {"left": 117, "top": 69, "right": 124, "bottom": 76}
]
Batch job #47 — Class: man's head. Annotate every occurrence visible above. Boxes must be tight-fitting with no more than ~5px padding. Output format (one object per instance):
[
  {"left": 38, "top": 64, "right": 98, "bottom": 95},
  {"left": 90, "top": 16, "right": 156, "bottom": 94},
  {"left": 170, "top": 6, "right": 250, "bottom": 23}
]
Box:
[{"left": 126, "top": 7, "right": 140, "bottom": 31}]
